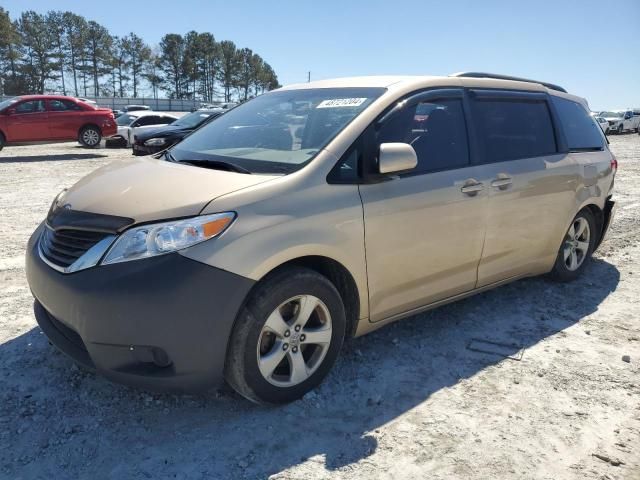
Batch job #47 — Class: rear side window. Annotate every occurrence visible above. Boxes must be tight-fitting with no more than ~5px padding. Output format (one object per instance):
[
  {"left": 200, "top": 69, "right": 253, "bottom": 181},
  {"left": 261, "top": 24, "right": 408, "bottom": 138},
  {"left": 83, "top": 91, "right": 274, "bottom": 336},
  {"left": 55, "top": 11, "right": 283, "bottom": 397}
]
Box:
[
  {"left": 134, "top": 116, "right": 162, "bottom": 127},
  {"left": 471, "top": 99, "right": 556, "bottom": 163},
  {"left": 377, "top": 98, "right": 469, "bottom": 174},
  {"left": 49, "top": 99, "right": 82, "bottom": 111},
  {"left": 552, "top": 97, "right": 604, "bottom": 151}
]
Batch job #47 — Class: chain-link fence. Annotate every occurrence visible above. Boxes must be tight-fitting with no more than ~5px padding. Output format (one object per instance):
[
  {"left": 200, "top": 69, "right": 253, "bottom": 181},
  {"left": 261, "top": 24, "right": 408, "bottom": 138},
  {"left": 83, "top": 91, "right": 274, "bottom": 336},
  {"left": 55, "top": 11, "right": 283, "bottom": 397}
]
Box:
[{"left": 0, "top": 95, "right": 200, "bottom": 112}]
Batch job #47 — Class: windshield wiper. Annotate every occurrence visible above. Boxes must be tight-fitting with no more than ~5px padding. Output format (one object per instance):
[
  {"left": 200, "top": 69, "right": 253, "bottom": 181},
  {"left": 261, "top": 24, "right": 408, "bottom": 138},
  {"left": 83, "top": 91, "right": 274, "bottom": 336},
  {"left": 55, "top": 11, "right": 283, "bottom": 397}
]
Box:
[{"left": 177, "top": 158, "right": 252, "bottom": 174}]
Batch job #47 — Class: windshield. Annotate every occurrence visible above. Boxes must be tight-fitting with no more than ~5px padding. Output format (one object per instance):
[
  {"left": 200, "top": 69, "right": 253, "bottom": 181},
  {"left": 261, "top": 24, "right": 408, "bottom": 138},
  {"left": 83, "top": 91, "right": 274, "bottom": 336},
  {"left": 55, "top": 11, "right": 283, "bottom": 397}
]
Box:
[
  {"left": 600, "top": 111, "right": 623, "bottom": 118},
  {"left": 171, "top": 87, "right": 386, "bottom": 174},
  {"left": 0, "top": 97, "right": 19, "bottom": 111},
  {"left": 172, "top": 111, "right": 216, "bottom": 129},
  {"left": 116, "top": 113, "right": 139, "bottom": 126}
]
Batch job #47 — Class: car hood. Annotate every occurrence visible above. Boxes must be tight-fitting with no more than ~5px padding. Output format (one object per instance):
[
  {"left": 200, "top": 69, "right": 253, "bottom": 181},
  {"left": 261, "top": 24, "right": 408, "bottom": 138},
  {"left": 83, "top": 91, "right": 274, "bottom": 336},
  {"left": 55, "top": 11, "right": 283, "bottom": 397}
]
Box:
[
  {"left": 58, "top": 157, "right": 278, "bottom": 224},
  {"left": 602, "top": 116, "right": 622, "bottom": 121}
]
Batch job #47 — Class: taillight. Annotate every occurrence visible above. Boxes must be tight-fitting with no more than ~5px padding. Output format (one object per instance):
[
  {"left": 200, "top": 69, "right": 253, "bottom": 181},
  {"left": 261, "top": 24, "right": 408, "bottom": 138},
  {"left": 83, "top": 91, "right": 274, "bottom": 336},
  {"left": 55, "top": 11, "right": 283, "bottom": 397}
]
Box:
[{"left": 611, "top": 156, "right": 618, "bottom": 173}]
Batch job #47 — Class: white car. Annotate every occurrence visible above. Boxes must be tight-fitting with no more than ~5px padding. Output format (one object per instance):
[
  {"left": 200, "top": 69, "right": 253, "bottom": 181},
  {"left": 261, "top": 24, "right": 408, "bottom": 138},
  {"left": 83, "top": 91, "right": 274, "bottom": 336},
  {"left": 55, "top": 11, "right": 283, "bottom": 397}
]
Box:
[
  {"left": 599, "top": 109, "right": 640, "bottom": 134},
  {"left": 110, "top": 111, "right": 178, "bottom": 147},
  {"left": 594, "top": 116, "right": 610, "bottom": 134}
]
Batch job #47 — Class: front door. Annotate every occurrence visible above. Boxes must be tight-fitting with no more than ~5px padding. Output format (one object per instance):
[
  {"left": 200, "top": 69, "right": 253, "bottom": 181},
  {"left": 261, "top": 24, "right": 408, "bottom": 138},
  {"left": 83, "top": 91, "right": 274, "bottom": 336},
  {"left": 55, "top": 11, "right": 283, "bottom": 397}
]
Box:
[
  {"left": 6, "top": 99, "right": 49, "bottom": 142},
  {"left": 359, "top": 90, "right": 488, "bottom": 322}
]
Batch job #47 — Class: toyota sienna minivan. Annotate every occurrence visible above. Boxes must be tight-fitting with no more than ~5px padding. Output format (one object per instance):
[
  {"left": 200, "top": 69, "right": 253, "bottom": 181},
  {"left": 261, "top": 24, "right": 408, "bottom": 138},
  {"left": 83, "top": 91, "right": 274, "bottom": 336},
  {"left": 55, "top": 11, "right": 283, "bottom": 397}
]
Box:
[{"left": 26, "top": 73, "right": 616, "bottom": 404}]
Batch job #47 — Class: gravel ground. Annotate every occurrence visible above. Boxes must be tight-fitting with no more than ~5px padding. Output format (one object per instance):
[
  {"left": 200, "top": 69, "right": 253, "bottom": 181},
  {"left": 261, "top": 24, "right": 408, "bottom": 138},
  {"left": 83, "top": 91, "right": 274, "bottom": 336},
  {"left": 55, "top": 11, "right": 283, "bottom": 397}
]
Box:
[{"left": 0, "top": 136, "right": 639, "bottom": 480}]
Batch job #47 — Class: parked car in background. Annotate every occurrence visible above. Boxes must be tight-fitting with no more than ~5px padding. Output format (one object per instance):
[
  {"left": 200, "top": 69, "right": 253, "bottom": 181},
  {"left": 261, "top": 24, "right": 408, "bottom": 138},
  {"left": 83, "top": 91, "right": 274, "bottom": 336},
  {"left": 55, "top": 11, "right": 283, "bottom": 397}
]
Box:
[
  {"left": 594, "top": 115, "right": 610, "bottom": 133},
  {"left": 122, "top": 105, "right": 151, "bottom": 113},
  {"left": 25, "top": 73, "right": 616, "bottom": 403},
  {"left": 107, "top": 111, "right": 178, "bottom": 147},
  {"left": 599, "top": 109, "right": 640, "bottom": 134},
  {"left": 0, "top": 95, "right": 116, "bottom": 150},
  {"left": 132, "top": 109, "right": 223, "bottom": 155},
  {"left": 112, "top": 109, "right": 124, "bottom": 118}
]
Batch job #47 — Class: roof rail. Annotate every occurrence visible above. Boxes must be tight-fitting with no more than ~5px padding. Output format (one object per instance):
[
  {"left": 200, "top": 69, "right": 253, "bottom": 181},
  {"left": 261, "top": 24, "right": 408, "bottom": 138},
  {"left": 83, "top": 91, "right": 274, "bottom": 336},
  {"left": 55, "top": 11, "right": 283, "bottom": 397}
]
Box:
[{"left": 450, "top": 72, "right": 567, "bottom": 93}]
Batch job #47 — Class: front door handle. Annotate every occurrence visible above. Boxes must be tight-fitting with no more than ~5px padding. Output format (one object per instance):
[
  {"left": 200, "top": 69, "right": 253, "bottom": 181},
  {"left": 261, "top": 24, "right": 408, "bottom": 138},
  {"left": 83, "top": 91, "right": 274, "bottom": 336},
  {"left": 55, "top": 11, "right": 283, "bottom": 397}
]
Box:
[
  {"left": 491, "top": 174, "right": 512, "bottom": 190},
  {"left": 460, "top": 179, "right": 484, "bottom": 196}
]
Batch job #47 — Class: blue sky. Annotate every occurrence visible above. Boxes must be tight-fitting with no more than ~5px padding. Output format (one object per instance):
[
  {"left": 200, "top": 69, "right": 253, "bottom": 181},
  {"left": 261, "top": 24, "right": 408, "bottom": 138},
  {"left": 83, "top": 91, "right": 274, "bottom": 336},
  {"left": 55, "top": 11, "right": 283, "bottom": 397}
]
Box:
[{"left": 3, "top": 0, "right": 639, "bottom": 110}]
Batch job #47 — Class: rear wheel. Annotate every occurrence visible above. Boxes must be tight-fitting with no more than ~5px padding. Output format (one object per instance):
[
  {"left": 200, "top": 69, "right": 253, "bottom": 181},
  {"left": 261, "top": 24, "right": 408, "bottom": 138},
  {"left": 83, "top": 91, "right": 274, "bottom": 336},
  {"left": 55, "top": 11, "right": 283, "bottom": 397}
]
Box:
[
  {"left": 79, "top": 126, "right": 101, "bottom": 147},
  {"left": 0, "top": 132, "right": 5, "bottom": 151},
  {"left": 550, "top": 209, "right": 596, "bottom": 282},
  {"left": 225, "top": 267, "right": 346, "bottom": 404}
]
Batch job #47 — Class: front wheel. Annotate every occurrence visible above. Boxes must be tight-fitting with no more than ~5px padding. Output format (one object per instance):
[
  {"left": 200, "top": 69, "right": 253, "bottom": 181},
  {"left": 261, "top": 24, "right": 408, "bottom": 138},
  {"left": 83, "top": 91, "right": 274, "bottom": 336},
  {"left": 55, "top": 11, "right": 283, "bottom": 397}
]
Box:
[
  {"left": 0, "top": 132, "right": 5, "bottom": 151},
  {"left": 79, "top": 126, "right": 101, "bottom": 148},
  {"left": 225, "top": 267, "right": 346, "bottom": 404},
  {"left": 617, "top": 124, "right": 623, "bottom": 135},
  {"left": 550, "top": 209, "right": 596, "bottom": 282}
]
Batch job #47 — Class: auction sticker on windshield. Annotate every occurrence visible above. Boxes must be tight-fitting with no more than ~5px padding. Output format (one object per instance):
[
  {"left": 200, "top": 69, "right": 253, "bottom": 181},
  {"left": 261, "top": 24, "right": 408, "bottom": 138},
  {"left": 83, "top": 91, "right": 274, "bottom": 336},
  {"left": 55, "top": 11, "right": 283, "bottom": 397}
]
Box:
[{"left": 316, "top": 98, "right": 367, "bottom": 108}]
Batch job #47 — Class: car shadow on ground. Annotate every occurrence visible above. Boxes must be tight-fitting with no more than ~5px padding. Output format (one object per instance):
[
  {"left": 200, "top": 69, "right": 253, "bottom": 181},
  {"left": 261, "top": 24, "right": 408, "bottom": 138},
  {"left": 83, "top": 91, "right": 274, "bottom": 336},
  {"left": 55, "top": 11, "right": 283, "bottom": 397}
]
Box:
[
  {"left": 0, "top": 152, "right": 109, "bottom": 163},
  {"left": 1, "top": 258, "right": 620, "bottom": 478}
]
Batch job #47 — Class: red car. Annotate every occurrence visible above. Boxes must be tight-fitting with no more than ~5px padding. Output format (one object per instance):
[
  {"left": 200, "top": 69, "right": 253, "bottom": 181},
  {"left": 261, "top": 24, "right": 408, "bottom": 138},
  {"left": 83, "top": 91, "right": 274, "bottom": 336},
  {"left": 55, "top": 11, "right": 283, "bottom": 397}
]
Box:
[{"left": 0, "top": 95, "right": 117, "bottom": 151}]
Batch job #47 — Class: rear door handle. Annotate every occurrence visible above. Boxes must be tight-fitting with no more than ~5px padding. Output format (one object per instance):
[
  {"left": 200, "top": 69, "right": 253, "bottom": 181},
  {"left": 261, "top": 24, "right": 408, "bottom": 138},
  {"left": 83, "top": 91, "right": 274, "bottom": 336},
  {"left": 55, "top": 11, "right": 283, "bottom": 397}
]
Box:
[
  {"left": 460, "top": 180, "right": 484, "bottom": 196},
  {"left": 491, "top": 174, "right": 512, "bottom": 190}
]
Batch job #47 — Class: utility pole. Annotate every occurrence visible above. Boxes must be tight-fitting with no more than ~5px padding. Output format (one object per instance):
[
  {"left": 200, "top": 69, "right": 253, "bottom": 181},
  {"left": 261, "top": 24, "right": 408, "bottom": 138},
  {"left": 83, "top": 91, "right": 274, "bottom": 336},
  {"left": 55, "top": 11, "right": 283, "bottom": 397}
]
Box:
[{"left": 307, "top": 71, "right": 311, "bottom": 83}]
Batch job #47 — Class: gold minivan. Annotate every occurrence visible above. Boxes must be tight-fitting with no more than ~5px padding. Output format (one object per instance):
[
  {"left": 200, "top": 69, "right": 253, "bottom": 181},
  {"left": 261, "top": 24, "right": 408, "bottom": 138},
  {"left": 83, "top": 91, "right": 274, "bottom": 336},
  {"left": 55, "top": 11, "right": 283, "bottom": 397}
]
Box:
[{"left": 26, "top": 73, "right": 616, "bottom": 403}]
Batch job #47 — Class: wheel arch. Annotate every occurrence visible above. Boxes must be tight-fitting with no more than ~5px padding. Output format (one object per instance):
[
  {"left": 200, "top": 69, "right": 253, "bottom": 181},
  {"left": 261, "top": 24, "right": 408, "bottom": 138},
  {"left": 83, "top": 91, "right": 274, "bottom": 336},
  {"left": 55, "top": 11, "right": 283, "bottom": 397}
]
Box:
[
  {"left": 250, "top": 255, "right": 362, "bottom": 338},
  {"left": 78, "top": 122, "right": 102, "bottom": 136},
  {"left": 583, "top": 202, "right": 607, "bottom": 249}
]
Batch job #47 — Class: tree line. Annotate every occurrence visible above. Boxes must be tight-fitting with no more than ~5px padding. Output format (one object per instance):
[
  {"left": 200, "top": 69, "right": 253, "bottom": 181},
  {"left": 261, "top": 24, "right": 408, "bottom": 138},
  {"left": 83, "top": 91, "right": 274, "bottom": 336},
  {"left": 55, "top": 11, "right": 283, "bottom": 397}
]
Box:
[{"left": 0, "top": 8, "right": 280, "bottom": 102}]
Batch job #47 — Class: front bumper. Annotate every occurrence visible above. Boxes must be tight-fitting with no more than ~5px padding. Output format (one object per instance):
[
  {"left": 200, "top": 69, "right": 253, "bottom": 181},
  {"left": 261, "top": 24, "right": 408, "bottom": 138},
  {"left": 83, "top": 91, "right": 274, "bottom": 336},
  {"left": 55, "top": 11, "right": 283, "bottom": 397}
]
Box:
[{"left": 26, "top": 224, "right": 254, "bottom": 392}]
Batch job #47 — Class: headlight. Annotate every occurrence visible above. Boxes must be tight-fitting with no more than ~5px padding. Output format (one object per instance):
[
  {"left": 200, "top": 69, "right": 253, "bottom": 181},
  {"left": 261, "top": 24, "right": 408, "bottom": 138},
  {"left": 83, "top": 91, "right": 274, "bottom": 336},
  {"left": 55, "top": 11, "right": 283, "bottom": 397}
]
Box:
[
  {"left": 101, "top": 212, "right": 235, "bottom": 265},
  {"left": 144, "top": 138, "right": 167, "bottom": 146}
]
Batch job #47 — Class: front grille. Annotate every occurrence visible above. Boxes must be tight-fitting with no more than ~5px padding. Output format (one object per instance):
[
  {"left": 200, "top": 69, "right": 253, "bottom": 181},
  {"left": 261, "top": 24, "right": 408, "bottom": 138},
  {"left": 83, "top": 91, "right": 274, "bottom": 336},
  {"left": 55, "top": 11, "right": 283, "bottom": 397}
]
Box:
[{"left": 40, "top": 226, "right": 109, "bottom": 269}]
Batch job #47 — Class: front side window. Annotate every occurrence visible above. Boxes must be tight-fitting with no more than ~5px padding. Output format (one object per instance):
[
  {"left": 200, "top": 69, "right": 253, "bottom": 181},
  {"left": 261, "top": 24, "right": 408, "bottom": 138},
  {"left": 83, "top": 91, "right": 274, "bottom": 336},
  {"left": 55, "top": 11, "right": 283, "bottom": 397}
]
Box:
[
  {"left": 172, "top": 87, "right": 385, "bottom": 174},
  {"left": 471, "top": 99, "right": 556, "bottom": 163},
  {"left": 15, "top": 100, "right": 46, "bottom": 114},
  {"left": 552, "top": 97, "right": 604, "bottom": 151},
  {"left": 377, "top": 98, "right": 469, "bottom": 174}
]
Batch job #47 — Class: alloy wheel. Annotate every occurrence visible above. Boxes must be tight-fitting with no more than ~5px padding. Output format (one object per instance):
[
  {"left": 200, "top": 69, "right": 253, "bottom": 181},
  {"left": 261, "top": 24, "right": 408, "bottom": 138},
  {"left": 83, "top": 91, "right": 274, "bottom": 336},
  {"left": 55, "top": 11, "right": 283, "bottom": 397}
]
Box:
[
  {"left": 83, "top": 129, "right": 100, "bottom": 146},
  {"left": 257, "top": 295, "right": 332, "bottom": 387},
  {"left": 563, "top": 217, "right": 590, "bottom": 271}
]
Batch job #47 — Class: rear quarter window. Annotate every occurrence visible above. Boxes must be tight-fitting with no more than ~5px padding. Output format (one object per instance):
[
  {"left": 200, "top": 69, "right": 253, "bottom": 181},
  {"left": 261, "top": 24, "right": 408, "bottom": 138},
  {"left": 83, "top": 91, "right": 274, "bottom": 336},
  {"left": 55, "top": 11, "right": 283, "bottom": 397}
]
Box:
[{"left": 551, "top": 96, "right": 604, "bottom": 151}]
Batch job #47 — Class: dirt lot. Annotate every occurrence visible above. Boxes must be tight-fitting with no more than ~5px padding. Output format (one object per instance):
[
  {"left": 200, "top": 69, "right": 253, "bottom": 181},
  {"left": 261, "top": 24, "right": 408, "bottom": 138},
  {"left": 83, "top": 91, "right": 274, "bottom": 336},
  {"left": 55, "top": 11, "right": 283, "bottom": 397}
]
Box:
[{"left": 0, "top": 136, "right": 639, "bottom": 480}]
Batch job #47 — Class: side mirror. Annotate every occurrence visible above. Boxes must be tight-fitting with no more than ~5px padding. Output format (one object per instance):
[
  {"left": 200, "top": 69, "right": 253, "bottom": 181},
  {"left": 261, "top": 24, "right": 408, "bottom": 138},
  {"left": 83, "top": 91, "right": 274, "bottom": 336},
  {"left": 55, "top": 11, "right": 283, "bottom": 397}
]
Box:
[{"left": 378, "top": 142, "right": 418, "bottom": 174}]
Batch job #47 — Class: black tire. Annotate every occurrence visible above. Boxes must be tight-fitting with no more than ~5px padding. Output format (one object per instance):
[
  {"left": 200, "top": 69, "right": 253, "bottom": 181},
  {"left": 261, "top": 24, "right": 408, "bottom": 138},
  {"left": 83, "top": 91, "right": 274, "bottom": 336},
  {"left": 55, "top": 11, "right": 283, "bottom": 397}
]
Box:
[
  {"left": 78, "top": 125, "right": 101, "bottom": 148},
  {"left": 0, "top": 132, "right": 4, "bottom": 151},
  {"left": 550, "top": 209, "right": 597, "bottom": 282},
  {"left": 617, "top": 124, "right": 623, "bottom": 135},
  {"left": 225, "top": 267, "right": 346, "bottom": 404}
]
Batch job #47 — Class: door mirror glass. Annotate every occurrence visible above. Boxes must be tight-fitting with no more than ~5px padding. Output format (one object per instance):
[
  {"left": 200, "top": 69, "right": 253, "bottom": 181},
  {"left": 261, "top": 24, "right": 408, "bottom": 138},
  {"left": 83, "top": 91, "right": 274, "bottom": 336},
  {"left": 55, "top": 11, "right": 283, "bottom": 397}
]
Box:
[{"left": 378, "top": 143, "right": 417, "bottom": 174}]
